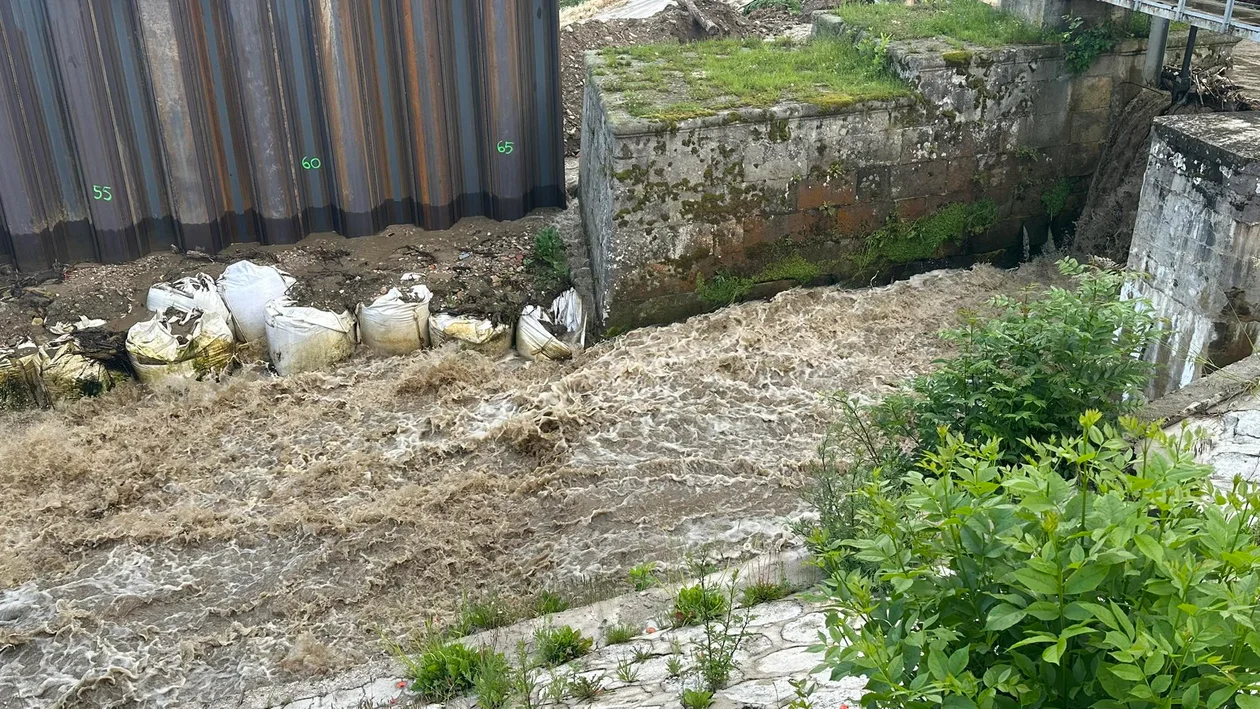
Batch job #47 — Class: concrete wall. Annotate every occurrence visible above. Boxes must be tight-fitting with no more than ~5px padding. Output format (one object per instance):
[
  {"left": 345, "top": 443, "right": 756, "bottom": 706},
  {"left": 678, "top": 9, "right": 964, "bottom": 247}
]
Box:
[
  {"left": 579, "top": 22, "right": 1234, "bottom": 330},
  {"left": 1126, "top": 112, "right": 1260, "bottom": 397}
]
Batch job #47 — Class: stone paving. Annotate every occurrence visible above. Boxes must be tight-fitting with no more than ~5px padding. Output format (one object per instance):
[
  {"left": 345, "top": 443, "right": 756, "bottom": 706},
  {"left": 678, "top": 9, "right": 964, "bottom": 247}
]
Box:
[{"left": 266, "top": 594, "right": 863, "bottom": 709}]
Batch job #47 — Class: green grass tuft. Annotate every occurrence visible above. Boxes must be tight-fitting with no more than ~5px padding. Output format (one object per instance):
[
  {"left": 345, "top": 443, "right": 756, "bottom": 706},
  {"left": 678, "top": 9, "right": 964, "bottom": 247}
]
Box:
[
  {"left": 827, "top": 0, "right": 1047, "bottom": 47},
  {"left": 695, "top": 273, "right": 754, "bottom": 307},
  {"left": 740, "top": 579, "right": 794, "bottom": 607},
  {"left": 599, "top": 38, "right": 910, "bottom": 122},
  {"left": 529, "top": 226, "right": 570, "bottom": 292},
  {"left": 604, "top": 623, "right": 639, "bottom": 645},
  {"left": 534, "top": 625, "right": 594, "bottom": 666}
]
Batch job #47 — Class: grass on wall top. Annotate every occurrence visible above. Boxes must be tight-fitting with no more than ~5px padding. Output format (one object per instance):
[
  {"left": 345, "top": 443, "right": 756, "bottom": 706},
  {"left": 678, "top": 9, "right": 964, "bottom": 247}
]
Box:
[
  {"left": 826, "top": 0, "right": 1048, "bottom": 47},
  {"left": 596, "top": 37, "right": 911, "bottom": 122}
]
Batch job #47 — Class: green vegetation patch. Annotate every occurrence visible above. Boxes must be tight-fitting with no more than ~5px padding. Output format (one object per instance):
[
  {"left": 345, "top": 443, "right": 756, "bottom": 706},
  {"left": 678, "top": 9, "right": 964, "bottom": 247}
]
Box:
[
  {"left": 599, "top": 38, "right": 910, "bottom": 122},
  {"left": 859, "top": 200, "right": 997, "bottom": 269},
  {"left": 827, "top": 0, "right": 1047, "bottom": 47}
]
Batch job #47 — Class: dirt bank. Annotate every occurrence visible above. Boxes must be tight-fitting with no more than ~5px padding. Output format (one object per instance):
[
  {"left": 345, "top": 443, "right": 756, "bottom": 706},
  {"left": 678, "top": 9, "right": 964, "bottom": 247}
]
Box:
[{"left": 0, "top": 262, "right": 1057, "bottom": 708}]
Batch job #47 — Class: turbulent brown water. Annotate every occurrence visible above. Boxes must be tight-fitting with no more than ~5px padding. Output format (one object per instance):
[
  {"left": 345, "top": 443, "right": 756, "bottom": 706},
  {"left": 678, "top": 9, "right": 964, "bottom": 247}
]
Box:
[{"left": 0, "top": 264, "right": 1055, "bottom": 708}]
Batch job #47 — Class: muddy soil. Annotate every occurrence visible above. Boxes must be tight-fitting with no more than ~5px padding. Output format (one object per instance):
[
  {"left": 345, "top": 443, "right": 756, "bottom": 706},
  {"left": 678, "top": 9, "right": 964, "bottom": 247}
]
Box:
[{"left": 0, "top": 262, "right": 1058, "bottom": 709}]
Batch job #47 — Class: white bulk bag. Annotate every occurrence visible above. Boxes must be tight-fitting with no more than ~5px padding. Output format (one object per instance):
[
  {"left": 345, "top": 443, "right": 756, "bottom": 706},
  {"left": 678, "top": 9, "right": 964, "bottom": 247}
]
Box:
[
  {"left": 428, "top": 313, "right": 512, "bottom": 357},
  {"left": 356, "top": 286, "right": 432, "bottom": 356},
  {"left": 126, "top": 313, "right": 236, "bottom": 386},
  {"left": 146, "top": 274, "right": 234, "bottom": 330},
  {"left": 218, "top": 261, "right": 295, "bottom": 343},
  {"left": 264, "top": 300, "right": 357, "bottom": 376},
  {"left": 516, "top": 289, "right": 586, "bottom": 362}
]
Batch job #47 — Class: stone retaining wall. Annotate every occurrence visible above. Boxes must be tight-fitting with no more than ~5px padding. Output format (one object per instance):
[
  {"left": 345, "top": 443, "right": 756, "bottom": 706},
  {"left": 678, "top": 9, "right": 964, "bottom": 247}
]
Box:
[
  {"left": 1126, "top": 112, "right": 1260, "bottom": 397},
  {"left": 579, "top": 20, "right": 1234, "bottom": 330}
]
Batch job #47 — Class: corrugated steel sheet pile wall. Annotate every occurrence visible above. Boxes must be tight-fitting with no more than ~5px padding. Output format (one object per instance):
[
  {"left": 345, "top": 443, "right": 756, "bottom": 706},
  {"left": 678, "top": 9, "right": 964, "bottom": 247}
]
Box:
[{"left": 0, "top": 0, "right": 564, "bottom": 272}]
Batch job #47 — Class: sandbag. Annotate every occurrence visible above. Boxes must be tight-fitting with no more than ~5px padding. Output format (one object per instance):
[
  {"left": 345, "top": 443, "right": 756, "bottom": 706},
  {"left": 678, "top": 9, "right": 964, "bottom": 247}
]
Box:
[
  {"left": 517, "top": 288, "right": 587, "bottom": 362},
  {"left": 356, "top": 286, "right": 432, "bottom": 356},
  {"left": 146, "top": 273, "right": 234, "bottom": 331},
  {"left": 126, "top": 313, "right": 236, "bottom": 386},
  {"left": 428, "top": 313, "right": 512, "bottom": 357},
  {"left": 41, "top": 338, "right": 120, "bottom": 400},
  {"left": 264, "top": 300, "right": 357, "bottom": 376},
  {"left": 0, "top": 343, "right": 46, "bottom": 410},
  {"left": 218, "top": 261, "right": 295, "bottom": 343}
]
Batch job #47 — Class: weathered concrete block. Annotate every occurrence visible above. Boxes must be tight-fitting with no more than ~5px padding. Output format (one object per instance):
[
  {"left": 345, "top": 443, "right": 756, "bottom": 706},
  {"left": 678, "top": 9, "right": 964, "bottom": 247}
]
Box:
[
  {"left": 1127, "top": 112, "right": 1260, "bottom": 397},
  {"left": 1069, "top": 76, "right": 1113, "bottom": 112}
]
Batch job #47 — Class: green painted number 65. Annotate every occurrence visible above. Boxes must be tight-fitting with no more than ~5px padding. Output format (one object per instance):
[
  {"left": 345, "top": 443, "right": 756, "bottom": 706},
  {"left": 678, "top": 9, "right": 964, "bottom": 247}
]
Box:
[{"left": 496, "top": 141, "right": 514, "bottom": 155}]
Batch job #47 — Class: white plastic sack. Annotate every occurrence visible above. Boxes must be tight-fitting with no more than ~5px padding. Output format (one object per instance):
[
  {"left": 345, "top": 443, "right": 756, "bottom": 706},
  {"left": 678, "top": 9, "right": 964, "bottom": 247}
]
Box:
[
  {"left": 126, "top": 313, "right": 236, "bottom": 386},
  {"left": 147, "top": 273, "right": 234, "bottom": 330},
  {"left": 516, "top": 289, "right": 587, "bottom": 361},
  {"left": 356, "top": 286, "right": 432, "bottom": 356},
  {"left": 428, "top": 313, "right": 512, "bottom": 357},
  {"left": 218, "top": 261, "right": 295, "bottom": 343},
  {"left": 264, "top": 299, "right": 357, "bottom": 376}
]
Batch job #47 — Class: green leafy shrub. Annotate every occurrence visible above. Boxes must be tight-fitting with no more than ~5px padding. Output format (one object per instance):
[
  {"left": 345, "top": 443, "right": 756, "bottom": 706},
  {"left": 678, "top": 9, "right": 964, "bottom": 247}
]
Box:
[
  {"left": 691, "top": 574, "right": 754, "bottom": 691},
  {"left": 673, "top": 583, "right": 730, "bottom": 627},
  {"left": 818, "top": 413, "right": 1260, "bottom": 708},
  {"left": 1062, "top": 16, "right": 1117, "bottom": 74},
  {"left": 1042, "top": 177, "right": 1073, "bottom": 217},
  {"left": 395, "top": 639, "right": 483, "bottom": 701},
  {"left": 899, "top": 258, "right": 1156, "bottom": 456},
  {"left": 604, "top": 623, "right": 638, "bottom": 645},
  {"left": 801, "top": 259, "right": 1158, "bottom": 573},
  {"left": 534, "top": 625, "right": 593, "bottom": 666}
]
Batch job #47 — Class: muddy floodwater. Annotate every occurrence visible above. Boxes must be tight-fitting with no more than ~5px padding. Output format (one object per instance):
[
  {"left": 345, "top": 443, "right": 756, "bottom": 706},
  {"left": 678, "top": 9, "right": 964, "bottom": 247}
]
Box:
[{"left": 0, "top": 264, "right": 1054, "bottom": 708}]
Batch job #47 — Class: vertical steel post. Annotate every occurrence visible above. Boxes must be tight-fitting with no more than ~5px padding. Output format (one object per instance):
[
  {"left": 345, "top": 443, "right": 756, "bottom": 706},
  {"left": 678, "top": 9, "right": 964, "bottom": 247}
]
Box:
[{"left": 1143, "top": 16, "right": 1170, "bottom": 86}]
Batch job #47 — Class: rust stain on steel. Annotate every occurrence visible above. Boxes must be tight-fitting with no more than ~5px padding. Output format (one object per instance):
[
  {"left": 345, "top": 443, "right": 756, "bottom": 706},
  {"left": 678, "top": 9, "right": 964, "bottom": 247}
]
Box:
[{"left": 0, "top": 0, "right": 564, "bottom": 272}]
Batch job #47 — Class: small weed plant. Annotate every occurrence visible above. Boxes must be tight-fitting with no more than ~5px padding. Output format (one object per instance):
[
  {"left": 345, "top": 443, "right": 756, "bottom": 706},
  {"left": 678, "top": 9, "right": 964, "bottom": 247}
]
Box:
[
  {"left": 680, "top": 688, "right": 715, "bottom": 709},
  {"left": 673, "top": 583, "right": 729, "bottom": 627},
  {"left": 534, "top": 624, "right": 593, "bottom": 667},
  {"left": 509, "top": 641, "right": 542, "bottom": 709},
  {"left": 569, "top": 673, "right": 605, "bottom": 702},
  {"left": 691, "top": 574, "right": 754, "bottom": 692},
  {"left": 818, "top": 414, "right": 1260, "bottom": 707},
  {"left": 631, "top": 643, "right": 655, "bottom": 663},
  {"left": 615, "top": 656, "right": 640, "bottom": 684},
  {"left": 543, "top": 669, "right": 572, "bottom": 704},
  {"left": 629, "top": 561, "right": 660, "bottom": 591},
  {"left": 786, "top": 677, "right": 816, "bottom": 709},
  {"left": 529, "top": 226, "right": 570, "bottom": 292},
  {"left": 604, "top": 623, "right": 638, "bottom": 645},
  {"left": 472, "top": 650, "right": 512, "bottom": 709},
  {"left": 532, "top": 590, "right": 569, "bottom": 616},
  {"left": 1042, "top": 177, "right": 1073, "bottom": 217}
]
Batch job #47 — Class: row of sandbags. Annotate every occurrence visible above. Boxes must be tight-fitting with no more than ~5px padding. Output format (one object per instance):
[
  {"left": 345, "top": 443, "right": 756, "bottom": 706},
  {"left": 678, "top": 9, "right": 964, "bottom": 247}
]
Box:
[{"left": 126, "top": 260, "right": 586, "bottom": 386}]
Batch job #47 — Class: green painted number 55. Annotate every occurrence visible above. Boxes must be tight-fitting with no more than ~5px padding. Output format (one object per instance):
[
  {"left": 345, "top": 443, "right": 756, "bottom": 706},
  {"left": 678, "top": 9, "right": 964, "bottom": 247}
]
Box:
[{"left": 91, "top": 185, "right": 112, "bottom": 202}]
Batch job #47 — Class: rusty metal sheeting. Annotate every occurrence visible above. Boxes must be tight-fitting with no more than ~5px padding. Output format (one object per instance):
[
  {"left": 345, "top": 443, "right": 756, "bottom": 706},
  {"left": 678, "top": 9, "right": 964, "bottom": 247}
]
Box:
[{"left": 0, "top": 0, "right": 564, "bottom": 272}]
